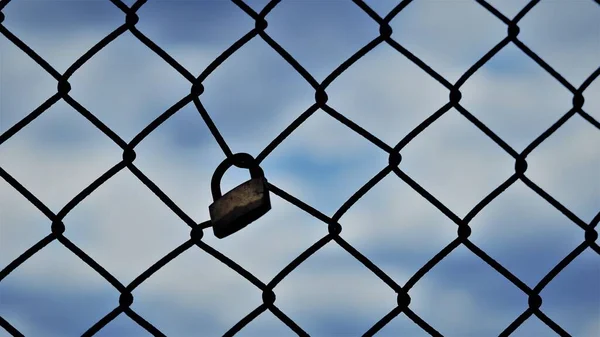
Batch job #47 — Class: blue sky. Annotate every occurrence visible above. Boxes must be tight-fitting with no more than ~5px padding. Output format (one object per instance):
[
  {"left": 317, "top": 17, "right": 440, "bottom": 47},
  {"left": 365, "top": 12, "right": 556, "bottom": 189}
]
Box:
[{"left": 1, "top": 0, "right": 599, "bottom": 336}]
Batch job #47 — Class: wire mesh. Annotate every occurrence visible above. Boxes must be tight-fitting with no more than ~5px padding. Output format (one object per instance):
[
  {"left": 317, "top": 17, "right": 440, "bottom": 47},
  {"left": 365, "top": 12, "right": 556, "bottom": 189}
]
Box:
[{"left": 0, "top": 0, "right": 599, "bottom": 336}]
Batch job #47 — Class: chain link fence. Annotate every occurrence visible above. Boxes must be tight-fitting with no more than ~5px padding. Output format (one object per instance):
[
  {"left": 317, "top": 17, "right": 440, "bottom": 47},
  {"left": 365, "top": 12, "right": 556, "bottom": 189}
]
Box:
[{"left": 0, "top": 0, "right": 599, "bottom": 336}]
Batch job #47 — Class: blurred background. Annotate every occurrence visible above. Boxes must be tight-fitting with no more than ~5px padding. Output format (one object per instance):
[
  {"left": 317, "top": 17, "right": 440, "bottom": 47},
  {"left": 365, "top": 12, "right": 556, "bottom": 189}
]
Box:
[{"left": 0, "top": 0, "right": 599, "bottom": 336}]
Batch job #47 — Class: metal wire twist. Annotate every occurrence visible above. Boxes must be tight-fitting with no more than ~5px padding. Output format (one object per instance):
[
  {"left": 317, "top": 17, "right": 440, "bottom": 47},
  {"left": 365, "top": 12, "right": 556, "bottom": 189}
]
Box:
[{"left": 1, "top": 0, "right": 598, "bottom": 336}]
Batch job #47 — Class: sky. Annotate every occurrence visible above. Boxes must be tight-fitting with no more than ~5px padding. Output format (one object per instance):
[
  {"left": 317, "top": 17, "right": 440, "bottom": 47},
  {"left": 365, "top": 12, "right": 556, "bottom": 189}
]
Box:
[{"left": 0, "top": 0, "right": 599, "bottom": 336}]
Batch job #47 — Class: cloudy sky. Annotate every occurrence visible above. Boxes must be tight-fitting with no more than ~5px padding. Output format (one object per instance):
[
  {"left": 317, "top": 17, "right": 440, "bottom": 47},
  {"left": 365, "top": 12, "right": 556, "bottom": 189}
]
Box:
[{"left": 0, "top": 0, "right": 599, "bottom": 336}]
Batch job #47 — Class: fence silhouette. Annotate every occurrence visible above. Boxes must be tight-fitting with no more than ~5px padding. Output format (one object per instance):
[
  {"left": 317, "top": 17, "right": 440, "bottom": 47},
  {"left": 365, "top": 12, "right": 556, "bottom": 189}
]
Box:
[{"left": 0, "top": 0, "right": 599, "bottom": 336}]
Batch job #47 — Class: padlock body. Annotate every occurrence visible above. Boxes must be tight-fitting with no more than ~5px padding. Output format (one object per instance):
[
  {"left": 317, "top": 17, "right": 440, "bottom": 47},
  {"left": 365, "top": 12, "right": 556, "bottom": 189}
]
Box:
[{"left": 209, "top": 177, "right": 271, "bottom": 239}]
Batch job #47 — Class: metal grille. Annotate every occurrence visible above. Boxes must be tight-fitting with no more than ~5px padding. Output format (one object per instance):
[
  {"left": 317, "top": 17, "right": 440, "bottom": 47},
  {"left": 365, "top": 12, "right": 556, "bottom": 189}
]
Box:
[{"left": 1, "top": 0, "right": 598, "bottom": 336}]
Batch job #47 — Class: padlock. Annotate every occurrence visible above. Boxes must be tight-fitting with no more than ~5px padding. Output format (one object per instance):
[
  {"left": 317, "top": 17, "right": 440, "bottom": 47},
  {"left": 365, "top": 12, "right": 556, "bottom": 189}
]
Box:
[{"left": 209, "top": 153, "right": 271, "bottom": 239}]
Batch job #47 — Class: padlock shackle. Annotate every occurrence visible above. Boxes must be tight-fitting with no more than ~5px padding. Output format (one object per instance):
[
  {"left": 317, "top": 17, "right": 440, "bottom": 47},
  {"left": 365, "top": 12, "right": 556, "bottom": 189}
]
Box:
[{"left": 211, "top": 153, "right": 265, "bottom": 200}]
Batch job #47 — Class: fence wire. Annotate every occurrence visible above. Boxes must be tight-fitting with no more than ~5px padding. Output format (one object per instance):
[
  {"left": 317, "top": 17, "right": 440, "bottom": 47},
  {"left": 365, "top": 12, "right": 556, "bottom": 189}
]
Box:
[{"left": 0, "top": 0, "right": 599, "bottom": 336}]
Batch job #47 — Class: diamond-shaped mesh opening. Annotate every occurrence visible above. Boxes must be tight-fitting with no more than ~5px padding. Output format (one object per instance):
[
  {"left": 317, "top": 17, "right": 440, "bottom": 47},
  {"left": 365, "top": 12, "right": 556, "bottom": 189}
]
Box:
[
  {"left": 200, "top": 37, "right": 315, "bottom": 155},
  {"left": 339, "top": 174, "right": 457, "bottom": 285},
  {"left": 261, "top": 110, "right": 388, "bottom": 216},
  {"left": 132, "top": 248, "right": 262, "bottom": 336},
  {"left": 326, "top": 43, "right": 449, "bottom": 146},
  {"left": 460, "top": 43, "right": 572, "bottom": 151},
  {"left": 400, "top": 108, "right": 514, "bottom": 217},
  {"left": 62, "top": 170, "right": 190, "bottom": 283},
  {"left": 469, "top": 181, "right": 583, "bottom": 287},
  {"left": 389, "top": 0, "right": 507, "bottom": 82},
  {"left": 275, "top": 243, "right": 397, "bottom": 336},
  {"left": 1, "top": 0, "right": 123, "bottom": 72},
  {"left": 68, "top": 33, "right": 192, "bottom": 141},
  {"left": 526, "top": 115, "right": 600, "bottom": 223},
  {"left": 517, "top": 0, "right": 600, "bottom": 86},
  {"left": 410, "top": 246, "right": 526, "bottom": 336},
  {"left": 131, "top": 108, "right": 225, "bottom": 223},
  {"left": 0, "top": 101, "right": 121, "bottom": 211},
  {"left": 0, "top": 242, "right": 119, "bottom": 336},
  {"left": 265, "top": 0, "right": 378, "bottom": 81},
  {"left": 134, "top": 0, "right": 254, "bottom": 76}
]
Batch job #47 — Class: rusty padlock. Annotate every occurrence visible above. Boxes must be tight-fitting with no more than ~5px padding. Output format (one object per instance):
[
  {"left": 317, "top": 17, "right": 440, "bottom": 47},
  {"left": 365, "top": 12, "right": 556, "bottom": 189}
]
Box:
[{"left": 209, "top": 153, "right": 271, "bottom": 239}]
